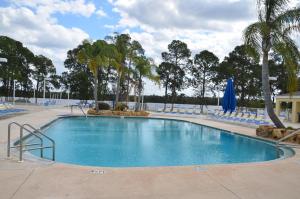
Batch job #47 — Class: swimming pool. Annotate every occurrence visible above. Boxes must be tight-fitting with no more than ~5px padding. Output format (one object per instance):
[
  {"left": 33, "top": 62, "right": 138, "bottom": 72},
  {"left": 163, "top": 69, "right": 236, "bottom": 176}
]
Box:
[{"left": 27, "top": 117, "right": 288, "bottom": 167}]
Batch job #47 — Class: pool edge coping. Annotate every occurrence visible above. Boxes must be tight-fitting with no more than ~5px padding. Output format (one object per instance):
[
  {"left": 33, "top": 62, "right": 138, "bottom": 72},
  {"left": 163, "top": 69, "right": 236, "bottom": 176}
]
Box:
[{"left": 17, "top": 114, "right": 296, "bottom": 169}]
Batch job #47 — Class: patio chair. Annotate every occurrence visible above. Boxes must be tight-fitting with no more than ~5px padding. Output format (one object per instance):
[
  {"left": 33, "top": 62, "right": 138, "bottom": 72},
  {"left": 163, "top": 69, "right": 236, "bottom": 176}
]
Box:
[
  {"left": 186, "top": 109, "right": 194, "bottom": 115},
  {"left": 245, "top": 112, "right": 257, "bottom": 124},
  {"left": 179, "top": 109, "right": 186, "bottom": 114},
  {"left": 254, "top": 114, "right": 270, "bottom": 125},
  {"left": 164, "top": 108, "right": 171, "bottom": 113},
  {"left": 171, "top": 108, "right": 179, "bottom": 114},
  {"left": 232, "top": 112, "right": 243, "bottom": 122},
  {"left": 226, "top": 111, "right": 238, "bottom": 121},
  {"left": 157, "top": 108, "right": 163, "bottom": 112},
  {"left": 194, "top": 109, "right": 201, "bottom": 115}
]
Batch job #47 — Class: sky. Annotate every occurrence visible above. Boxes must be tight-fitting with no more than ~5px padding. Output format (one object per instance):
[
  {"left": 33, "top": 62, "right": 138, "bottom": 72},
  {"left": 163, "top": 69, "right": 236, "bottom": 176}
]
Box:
[{"left": 0, "top": 0, "right": 299, "bottom": 96}]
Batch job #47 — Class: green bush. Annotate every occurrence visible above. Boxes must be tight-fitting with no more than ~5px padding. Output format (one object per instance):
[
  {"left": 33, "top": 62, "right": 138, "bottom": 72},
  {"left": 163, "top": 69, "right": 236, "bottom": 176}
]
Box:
[
  {"left": 286, "top": 126, "right": 295, "bottom": 130},
  {"left": 115, "top": 103, "right": 128, "bottom": 111},
  {"left": 98, "top": 102, "right": 110, "bottom": 110}
]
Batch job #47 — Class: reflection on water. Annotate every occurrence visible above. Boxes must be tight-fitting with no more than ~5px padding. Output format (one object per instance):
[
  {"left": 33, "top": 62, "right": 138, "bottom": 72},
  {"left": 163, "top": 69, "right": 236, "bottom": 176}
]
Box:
[{"left": 28, "top": 117, "right": 279, "bottom": 167}]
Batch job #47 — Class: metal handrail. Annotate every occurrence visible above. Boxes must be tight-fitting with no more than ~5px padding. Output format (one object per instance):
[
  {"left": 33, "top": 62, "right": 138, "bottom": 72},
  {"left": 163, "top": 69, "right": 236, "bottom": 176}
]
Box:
[
  {"left": 70, "top": 104, "right": 87, "bottom": 118},
  {"left": 8, "top": 122, "right": 44, "bottom": 161},
  {"left": 22, "top": 124, "right": 55, "bottom": 161},
  {"left": 78, "top": 105, "right": 87, "bottom": 118},
  {"left": 276, "top": 128, "right": 300, "bottom": 146},
  {"left": 7, "top": 122, "right": 55, "bottom": 162}
]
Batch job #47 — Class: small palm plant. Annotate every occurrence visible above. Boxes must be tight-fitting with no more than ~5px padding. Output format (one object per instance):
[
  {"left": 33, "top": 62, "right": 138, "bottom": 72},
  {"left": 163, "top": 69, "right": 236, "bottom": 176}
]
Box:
[{"left": 243, "top": 0, "right": 300, "bottom": 128}]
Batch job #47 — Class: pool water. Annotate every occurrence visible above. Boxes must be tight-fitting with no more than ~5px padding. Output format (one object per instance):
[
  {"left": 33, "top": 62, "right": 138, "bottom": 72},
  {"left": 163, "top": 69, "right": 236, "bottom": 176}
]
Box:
[{"left": 28, "top": 117, "right": 281, "bottom": 167}]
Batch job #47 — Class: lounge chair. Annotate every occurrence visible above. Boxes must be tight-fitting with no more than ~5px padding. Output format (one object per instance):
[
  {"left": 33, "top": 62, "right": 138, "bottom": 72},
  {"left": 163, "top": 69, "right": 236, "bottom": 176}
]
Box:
[
  {"left": 179, "top": 109, "right": 186, "bottom": 114},
  {"left": 279, "top": 114, "right": 286, "bottom": 122},
  {"left": 245, "top": 113, "right": 257, "bottom": 124},
  {"left": 164, "top": 108, "right": 171, "bottom": 113},
  {"left": 219, "top": 111, "right": 231, "bottom": 120},
  {"left": 212, "top": 110, "right": 224, "bottom": 119},
  {"left": 171, "top": 108, "right": 179, "bottom": 114},
  {"left": 239, "top": 112, "right": 250, "bottom": 122},
  {"left": 186, "top": 109, "right": 194, "bottom": 115},
  {"left": 254, "top": 114, "right": 270, "bottom": 125},
  {"left": 226, "top": 112, "right": 237, "bottom": 121},
  {"left": 0, "top": 103, "right": 25, "bottom": 115},
  {"left": 157, "top": 108, "right": 163, "bottom": 112},
  {"left": 232, "top": 112, "right": 243, "bottom": 122},
  {"left": 194, "top": 109, "right": 201, "bottom": 115}
]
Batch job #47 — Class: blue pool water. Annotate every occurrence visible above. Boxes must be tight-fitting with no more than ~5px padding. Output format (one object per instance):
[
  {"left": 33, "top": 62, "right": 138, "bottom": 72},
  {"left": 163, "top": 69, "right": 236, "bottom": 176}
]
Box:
[{"left": 28, "top": 117, "right": 282, "bottom": 167}]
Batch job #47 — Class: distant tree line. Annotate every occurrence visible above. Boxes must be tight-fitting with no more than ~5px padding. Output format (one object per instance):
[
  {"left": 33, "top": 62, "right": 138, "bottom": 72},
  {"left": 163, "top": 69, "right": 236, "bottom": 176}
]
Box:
[
  {"left": 0, "top": 36, "right": 60, "bottom": 101},
  {"left": 0, "top": 35, "right": 294, "bottom": 109}
]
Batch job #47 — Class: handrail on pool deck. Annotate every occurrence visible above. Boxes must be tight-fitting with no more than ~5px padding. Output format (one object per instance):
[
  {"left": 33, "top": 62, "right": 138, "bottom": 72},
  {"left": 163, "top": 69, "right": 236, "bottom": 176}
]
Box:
[
  {"left": 276, "top": 128, "right": 300, "bottom": 147},
  {"left": 7, "top": 122, "right": 55, "bottom": 162},
  {"left": 22, "top": 123, "right": 55, "bottom": 161},
  {"left": 70, "top": 104, "right": 87, "bottom": 118}
]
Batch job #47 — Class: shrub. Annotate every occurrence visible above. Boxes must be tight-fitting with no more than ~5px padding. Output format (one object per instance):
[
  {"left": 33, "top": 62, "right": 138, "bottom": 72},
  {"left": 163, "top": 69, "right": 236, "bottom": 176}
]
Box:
[
  {"left": 98, "top": 102, "right": 110, "bottom": 110},
  {"left": 286, "top": 126, "right": 295, "bottom": 130},
  {"left": 115, "top": 103, "right": 128, "bottom": 111}
]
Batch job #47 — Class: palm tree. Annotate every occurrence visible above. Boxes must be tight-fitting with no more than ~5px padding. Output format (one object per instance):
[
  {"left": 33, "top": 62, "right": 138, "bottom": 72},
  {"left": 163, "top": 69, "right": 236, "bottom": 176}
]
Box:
[
  {"left": 133, "top": 56, "right": 159, "bottom": 111},
  {"left": 106, "top": 33, "right": 131, "bottom": 107},
  {"left": 243, "top": 0, "right": 300, "bottom": 128},
  {"left": 126, "top": 40, "right": 144, "bottom": 104},
  {"left": 77, "top": 40, "right": 114, "bottom": 112}
]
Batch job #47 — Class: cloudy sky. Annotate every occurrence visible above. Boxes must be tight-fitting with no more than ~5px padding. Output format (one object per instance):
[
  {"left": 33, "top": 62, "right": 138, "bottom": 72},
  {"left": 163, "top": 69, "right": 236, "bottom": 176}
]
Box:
[{"left": 0, "top": 0, "right": 299, "bottom": 96}]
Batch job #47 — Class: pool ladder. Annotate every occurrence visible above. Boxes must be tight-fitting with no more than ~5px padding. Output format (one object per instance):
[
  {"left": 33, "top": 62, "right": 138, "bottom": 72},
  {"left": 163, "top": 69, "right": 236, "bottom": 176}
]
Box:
[
  {"left": 7, "top": 122, "right": 55, "bottom": 162},
  {"left": 276, "top": 128, "right": 300, "bottom": 148},
  {"left": 70, "top": 104, "right": 87, "bottom": 118}
]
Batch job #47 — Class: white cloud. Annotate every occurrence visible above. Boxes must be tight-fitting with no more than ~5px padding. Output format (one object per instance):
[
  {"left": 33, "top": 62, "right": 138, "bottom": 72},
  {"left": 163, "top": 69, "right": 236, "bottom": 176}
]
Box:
[
  {"left": 96, "top": 8, "right": 107, "bottom": 17},
  {"left": 10, "top": 0, "right": 96, "bottom": 18},
  {"left": 110, "top": 0, "right": 256, "bottom": 31},
  {"left": 109, "top": 0, "right": 300, "bottom": 95},
  {"left": 109, "top": 0, "right": 260, "bottom": 95},
  {"left": 109, "top": 0, "right": 259, "bottom": 66},
  {"left": 0, "top": 6, "right": 89, "bottom": 73}
]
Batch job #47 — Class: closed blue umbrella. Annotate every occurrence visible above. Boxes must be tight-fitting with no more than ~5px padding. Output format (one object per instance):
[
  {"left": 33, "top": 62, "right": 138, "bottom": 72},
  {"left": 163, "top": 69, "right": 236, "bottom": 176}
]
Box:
[{"left": 222, "top": 78, "right": 237, "bottom": 113}]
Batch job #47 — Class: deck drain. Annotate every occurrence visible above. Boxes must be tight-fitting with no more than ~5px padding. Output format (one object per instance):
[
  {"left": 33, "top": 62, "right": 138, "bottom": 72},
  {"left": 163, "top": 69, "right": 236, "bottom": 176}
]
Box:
[
  {"left": 90, "top": 169, "right": 105, "bottom": 174},
  {"left": 194, "top": 166, "right": 207, "bottom": 172}
]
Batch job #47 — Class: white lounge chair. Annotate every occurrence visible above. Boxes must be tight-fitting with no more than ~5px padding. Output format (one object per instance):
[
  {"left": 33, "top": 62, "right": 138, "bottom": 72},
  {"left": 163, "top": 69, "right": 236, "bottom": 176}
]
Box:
[
  {"left": 164, "top": 108, "right": 171, "bottom": 113},
  {"left": 179, "top": 109, "right": 186, "bottom": 114},
  {"left": 194, "top": 109, "right": 201, "bottom": 115},
  {"left": 186, "top": 109, "right": 194, "bottom": 114},
  {"left": 157, "top": 108, "right": 163, "bottom": 112},
  {"left": 171, "top": 108, "right": 179, "bottom": 114}
]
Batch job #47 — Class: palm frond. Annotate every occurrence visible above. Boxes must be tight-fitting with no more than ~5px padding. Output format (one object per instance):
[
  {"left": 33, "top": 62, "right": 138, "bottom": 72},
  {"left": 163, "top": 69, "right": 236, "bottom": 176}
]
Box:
[
  {"left": 257, "top": 0, "right": 292, "bottom": 23},
  {"left": 272, "top": 29, "right": 300, "bottom": 61},
  {"left": 243, "top": 22, "right": 265, "bottom": 58},
  {"left": 274, "top": 8, "right": 300, "bottom": 35},
  {"left": 272, "top": 38, "right": 300, "bottom": 93}
]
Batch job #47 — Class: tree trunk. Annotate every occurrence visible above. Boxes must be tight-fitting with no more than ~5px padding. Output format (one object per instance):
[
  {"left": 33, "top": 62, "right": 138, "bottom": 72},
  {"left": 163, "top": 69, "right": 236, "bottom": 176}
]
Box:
[
  {"left": 241, "top": 86, "right": 245, "bottom": 107},
  {"left": 241, "top": 65, "right": 246, "bottom": 107},
  {"left": 164, "top": 83, "right": 168, "bottom": 111},
  {"left": 126, "top": 59, "right": 132, "bottom": 105},
  {"left": 171, "top": 89, "right": 176, "bottom": 111},
  {"left": 262, "top": 47, "right": 284, "bottom": 128},
  {"left": 94, "top": 70, "right": 99, "bottom": 112},
  {"left": 135, "top": 75, "right": 142, "bottom": 111},
  {"left": 35, "top": 81, "right": 39, "bottom": 104},
  {"left": 201, "top": 74, "right": 206, "bottom": 113},
  {"left": 115, "top": 73, "right": 121, "bottom": 107},
  {"left": 133, "top": 83, "right": 137, "bottom": 103}
]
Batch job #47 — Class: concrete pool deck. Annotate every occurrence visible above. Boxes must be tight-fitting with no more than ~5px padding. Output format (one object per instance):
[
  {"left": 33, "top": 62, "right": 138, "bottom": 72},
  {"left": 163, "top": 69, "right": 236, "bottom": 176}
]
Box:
[{"left": 1, "top": 105, "right": 300, "bottom": 199}]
